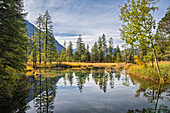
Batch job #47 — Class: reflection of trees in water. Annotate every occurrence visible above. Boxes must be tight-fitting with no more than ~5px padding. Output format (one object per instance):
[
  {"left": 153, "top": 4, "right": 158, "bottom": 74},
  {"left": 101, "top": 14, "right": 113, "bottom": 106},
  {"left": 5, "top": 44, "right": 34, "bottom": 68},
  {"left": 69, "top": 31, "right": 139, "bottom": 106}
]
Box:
[
  {"left": 128, "top": 75, "right": 170, "bottom": 113},
  {"left": 60, "top": 69, "right": 115, "bottom": 93},
  {"left": 75, "top": 70, "right": 90, "bottom": 93},
  {"left": 115, "top": 71, "right": 121, "bottom": 80},
  {"left": 0, "top": 73, "right": 29, "bottom": 113},
  {"left": 33, "top": 69, "right": 57, "bottom": 113},
  {"left": 67, "top": 72, "right": 73, "bottom": 86},
  {"left": 122, "top": 71, "right": 130, "bottom": 86},
  {"left": 92, "top": 69, "right": 108, "bottom": 93},
  {"left": 109, "top": 72, "right": 114, "bottom": 89}
]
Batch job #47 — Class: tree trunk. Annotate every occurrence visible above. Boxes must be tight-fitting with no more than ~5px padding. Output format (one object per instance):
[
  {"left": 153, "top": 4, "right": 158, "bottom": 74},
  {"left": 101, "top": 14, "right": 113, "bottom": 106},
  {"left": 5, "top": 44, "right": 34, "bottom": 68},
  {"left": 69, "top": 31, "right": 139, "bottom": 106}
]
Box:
[
  {"left": 39, "top": 31, "right": 41, "bottom": 65},
  {"left": 150, "top": 40, "right": 161, "bottom": 79},
  {"left": 45, "top": 20, "right": 48, "bottom": 66}
]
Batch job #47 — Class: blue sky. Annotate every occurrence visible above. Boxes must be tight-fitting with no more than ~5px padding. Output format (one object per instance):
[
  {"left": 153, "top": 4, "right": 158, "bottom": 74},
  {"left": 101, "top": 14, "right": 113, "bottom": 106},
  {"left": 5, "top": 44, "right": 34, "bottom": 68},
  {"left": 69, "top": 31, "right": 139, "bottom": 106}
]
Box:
[{"left": 24, "top": 0, "right": 170, "bottom": 49}]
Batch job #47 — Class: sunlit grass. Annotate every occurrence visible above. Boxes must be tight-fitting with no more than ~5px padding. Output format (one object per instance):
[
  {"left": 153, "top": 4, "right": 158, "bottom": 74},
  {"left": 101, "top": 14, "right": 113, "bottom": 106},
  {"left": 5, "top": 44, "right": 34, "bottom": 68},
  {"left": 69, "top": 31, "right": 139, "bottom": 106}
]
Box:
[{"left": 129, "top": 61, "right": 170, "bottom": 83}]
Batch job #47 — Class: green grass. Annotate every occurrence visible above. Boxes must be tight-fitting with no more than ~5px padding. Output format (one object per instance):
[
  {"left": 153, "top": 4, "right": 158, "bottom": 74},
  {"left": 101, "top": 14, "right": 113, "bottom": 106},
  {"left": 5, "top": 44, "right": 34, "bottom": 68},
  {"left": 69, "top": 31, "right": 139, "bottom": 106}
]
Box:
[{"left": 128, "top": 62, "right": 170, "bottom": 83}]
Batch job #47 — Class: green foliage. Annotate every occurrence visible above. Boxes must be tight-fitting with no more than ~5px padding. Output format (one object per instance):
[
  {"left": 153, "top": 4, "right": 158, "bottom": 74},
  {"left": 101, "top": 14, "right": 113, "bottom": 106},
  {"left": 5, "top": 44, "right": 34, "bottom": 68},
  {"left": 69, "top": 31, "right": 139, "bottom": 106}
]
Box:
[
  {"left": 84, "top": 45, "right": 91, "bottom": 62},
  {"left": 120, "top": 0, "right": 162, "bottom": 77},
  {"left": 67, "top": 41, "right": 73, "bottom": 62},
  {"left": 115, "top": 53, "right": 120, "bottom": 65},
  {"left": 76, "top": 34, "right": 85, "bottom": 62},
  {"left": 91, "top": 42, "right": 99, "bottom": 62},
  {"left": 129, "top": 63, "right": 170, "bottom": 83},
  {"left": 0, "top": 0, "right": 29, "bottom": 72},
  {"left": 134, "top": 55, "right": 145, "bottom": 65},
  {"left": 43, "top": 10, "right": 53, "bottom": 65},
  {"left": 155, "top": 7, "right": 170, "bottom": 61}
]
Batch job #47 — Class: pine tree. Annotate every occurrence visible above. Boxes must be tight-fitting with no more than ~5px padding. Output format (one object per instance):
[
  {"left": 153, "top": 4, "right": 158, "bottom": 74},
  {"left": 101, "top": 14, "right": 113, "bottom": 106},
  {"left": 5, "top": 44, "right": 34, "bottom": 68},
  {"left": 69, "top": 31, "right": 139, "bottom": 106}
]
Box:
[
  {"left": 43, "top": 10, "right": 53, "bottom": 66},
  {"left": 115, "top": 53, "right": 120, "bottom": 65},
  {"left": 33, "top": 33, "right": 38, "bottom": 68},
  {"left": 115, "top": 45, "right": 121, "bottom": 63},
  {"left": 156, "top": 7, "right": 170, "bottom": 61},
  {"left": 67, "top": 41, "right": 73, "bottom": 62},
  {"left": 76, "top": 34, "right": 85, "bottom": 62},
  {"left": 60, "top": 41, "right": 66, "bottom": 62},
  {"left": 49, "top": 33, "right": 57, "bottom": 63},
  {"left": 98, "top": 37, "right": 104, "bottom": 62},
  {"left": 101, "top": 34, "right": 107, "bottom": 62},
  {"left": 108, "top": 37, "right": 114, "bottom": 62},
  {"left": 91, "top": 42, "right": 99, "bottom": 63},
  {"left": 84, "top": 45, "right": 91, "bottom": 62},
  {"left": 35, "top": 14, "right": 44, "bottom": 65},
  {"left": 0, "top": 0, "right": 29, "bottom": 72}
]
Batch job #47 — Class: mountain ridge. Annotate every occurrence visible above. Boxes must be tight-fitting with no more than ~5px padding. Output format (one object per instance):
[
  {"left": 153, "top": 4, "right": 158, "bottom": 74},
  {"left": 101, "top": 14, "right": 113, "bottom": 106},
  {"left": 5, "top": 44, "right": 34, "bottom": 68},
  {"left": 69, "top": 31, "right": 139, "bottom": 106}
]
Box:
[{"left": 25, "top": 21, "right": 63, "bottom": 52}]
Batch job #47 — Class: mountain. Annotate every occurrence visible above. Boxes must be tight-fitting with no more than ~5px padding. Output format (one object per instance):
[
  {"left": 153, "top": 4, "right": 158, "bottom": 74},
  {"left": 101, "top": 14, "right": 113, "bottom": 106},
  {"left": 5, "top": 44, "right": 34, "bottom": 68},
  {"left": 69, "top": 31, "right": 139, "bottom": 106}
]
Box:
[{"left": 25, "top": 21, "right": 63, "bottom": 52}]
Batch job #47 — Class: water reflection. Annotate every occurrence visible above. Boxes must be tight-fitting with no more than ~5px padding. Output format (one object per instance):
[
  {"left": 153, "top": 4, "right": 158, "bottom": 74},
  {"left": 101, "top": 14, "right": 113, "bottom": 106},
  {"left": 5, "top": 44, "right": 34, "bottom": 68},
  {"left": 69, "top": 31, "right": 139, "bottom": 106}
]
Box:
[
  {"left": 128, "top": 75, "right": 170, "bottom": 113},
  {"left": 30, "top": 69, "right": 61, "bottom": 113},
  {"left": 0, "top": 68, "right": 169, "bottom": 113},
  {"left": 0, "top": 73, "right": 29, "bottom": 113}
]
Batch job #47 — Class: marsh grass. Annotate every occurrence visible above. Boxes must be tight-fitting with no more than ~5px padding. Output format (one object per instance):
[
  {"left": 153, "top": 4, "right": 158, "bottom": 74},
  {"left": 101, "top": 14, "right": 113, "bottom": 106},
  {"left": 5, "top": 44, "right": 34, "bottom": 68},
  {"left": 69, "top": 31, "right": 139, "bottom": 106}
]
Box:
[{"left": 129, "top": 62, "right": 170, "bottom": 83}]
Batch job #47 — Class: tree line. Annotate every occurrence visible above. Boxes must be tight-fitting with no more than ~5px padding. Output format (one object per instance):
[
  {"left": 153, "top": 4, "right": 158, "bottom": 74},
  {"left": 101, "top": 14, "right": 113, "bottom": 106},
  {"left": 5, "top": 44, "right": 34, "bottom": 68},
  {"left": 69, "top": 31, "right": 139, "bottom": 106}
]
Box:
[
  {"left": 57, "top": 34, "right": 124, "bottom": 63},
  {"left": 0, "top": 0, "right": 169, "bottom": 75}
]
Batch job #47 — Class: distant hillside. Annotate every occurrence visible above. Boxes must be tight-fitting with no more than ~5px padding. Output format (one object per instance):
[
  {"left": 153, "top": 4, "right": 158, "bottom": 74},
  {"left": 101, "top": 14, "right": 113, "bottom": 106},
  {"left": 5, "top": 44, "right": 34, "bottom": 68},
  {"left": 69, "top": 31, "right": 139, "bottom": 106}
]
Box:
[{"left": 25, "top": 21, "right": 63, "bottom": 52}]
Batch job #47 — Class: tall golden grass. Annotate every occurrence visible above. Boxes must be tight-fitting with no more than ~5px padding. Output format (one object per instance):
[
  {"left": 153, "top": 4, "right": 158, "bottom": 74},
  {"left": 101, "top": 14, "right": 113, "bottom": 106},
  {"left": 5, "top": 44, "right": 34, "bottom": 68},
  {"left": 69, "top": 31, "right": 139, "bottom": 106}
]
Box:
[{"left": 128, "top": 61, "right": 170, "bottom": 83}]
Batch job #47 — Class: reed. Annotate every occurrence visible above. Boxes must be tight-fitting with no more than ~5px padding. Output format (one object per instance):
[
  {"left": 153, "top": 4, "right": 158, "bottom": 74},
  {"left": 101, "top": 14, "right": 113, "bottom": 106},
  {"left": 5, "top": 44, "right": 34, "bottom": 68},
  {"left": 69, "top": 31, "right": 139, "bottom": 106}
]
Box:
[{"left": 128, "top": 62, "right": 170, "bottom": 83}]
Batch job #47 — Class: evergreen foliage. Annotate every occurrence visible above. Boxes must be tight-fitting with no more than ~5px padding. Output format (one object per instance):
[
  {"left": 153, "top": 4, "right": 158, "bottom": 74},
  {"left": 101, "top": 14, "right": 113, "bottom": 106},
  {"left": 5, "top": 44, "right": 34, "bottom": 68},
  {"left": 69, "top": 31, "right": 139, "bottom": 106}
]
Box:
[{"left": 0, "top": 0, "right": 29, "bottom": 72}]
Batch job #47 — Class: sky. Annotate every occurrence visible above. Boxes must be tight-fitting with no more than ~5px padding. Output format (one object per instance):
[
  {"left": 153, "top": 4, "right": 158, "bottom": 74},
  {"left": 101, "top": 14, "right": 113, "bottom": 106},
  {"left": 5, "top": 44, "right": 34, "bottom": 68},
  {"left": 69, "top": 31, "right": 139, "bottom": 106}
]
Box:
[{"left": 23, "top": 0, "right": 170, "bottom": 50}]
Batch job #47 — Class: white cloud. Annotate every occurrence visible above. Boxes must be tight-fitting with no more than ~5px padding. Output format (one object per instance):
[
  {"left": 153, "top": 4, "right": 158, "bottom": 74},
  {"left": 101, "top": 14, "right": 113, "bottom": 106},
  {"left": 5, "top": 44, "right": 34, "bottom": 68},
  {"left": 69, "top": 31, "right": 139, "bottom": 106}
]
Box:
[{"left": 24, "top": 0, "right": 170, "bottom": 50}]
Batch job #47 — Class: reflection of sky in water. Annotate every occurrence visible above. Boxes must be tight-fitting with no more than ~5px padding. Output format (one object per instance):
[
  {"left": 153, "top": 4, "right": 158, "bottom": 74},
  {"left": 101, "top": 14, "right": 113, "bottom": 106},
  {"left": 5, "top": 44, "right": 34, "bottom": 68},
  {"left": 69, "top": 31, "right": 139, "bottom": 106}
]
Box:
[
  {"left": 26, "top": 70, "right": 170, "bottom": 113},
  {"left": 53, "top": 75, "right": 151, "bottom": 113}
]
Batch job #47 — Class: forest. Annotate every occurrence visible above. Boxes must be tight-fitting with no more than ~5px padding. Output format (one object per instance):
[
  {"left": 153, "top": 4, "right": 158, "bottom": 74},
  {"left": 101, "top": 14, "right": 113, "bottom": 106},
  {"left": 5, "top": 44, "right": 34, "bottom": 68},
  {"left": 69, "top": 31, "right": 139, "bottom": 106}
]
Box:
[
  {"left": 0, "top": 0, "right": 169, "bottom": 81},
  {"left": 0, "top": 0, "right": 170, "bottom": 113}
]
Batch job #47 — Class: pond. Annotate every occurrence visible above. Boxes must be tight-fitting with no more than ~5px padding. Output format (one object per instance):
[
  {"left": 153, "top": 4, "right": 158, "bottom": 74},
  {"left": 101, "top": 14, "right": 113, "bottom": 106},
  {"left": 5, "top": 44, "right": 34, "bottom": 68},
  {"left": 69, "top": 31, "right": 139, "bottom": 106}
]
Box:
[{"left": 0, "top": 68, "right": 169, "bottom": 113}]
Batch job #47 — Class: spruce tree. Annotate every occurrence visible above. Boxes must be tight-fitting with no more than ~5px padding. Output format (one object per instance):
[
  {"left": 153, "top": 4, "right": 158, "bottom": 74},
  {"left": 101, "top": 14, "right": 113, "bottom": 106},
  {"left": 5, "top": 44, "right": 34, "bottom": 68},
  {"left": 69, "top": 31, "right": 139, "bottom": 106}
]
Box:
[
  {"left": 60, "top": 41, "right": 66, "bottom": 62},
  {"left": 33, "top": 33, "right": 38, "bottom": 68},
  {"left": 156, "top": 7, "right": 170, "bottom": 61},
  {"left": 98, "top": 37, "right": 104, "bottom": 62},
  {"left": 43, "top": 10, "right": 53, "bottom": 66},
  {"left": 49, "top": 33, "right": 57, "bottom": 63},
  {"left": 67, "top": 41, "right": 73, "bottom": 62},
  {"left": 108, "top": 37, "right": 114, "bottom": 62},
  {"left": 0, "top": 0, "right": 29, "bottom": 72},
  {"left": 76, "top": 34, "right": 85, "bottom": 62},
  {"left": 91, "top": 42, "right": 99, "bottom": 63},
  {"left": 35, "top": 14, "right": 44, "bottom": 65},
  {"left": 84, "top": 45, "right": 91, "bottom": 62}
]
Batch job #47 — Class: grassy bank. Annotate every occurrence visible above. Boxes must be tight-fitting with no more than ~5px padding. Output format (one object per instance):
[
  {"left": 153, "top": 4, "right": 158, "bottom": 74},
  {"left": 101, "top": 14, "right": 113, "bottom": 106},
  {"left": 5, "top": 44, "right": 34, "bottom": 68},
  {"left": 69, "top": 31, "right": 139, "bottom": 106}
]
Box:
[
  {"left": 128, "top": 62, "right": 170, "bottom": 83},
  {"left": 62, "top": 62, "right": 129, "bottom": 68},
  {"left": 26, "top": 62, "right": 130, "bottom": 71}
]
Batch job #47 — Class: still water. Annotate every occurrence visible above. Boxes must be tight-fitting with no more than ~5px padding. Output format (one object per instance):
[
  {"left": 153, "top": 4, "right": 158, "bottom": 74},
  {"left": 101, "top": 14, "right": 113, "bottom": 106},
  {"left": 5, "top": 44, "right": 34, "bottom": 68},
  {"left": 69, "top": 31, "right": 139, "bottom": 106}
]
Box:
[{"left": 0, "top": 68, "right": 169, "bottom": 113}]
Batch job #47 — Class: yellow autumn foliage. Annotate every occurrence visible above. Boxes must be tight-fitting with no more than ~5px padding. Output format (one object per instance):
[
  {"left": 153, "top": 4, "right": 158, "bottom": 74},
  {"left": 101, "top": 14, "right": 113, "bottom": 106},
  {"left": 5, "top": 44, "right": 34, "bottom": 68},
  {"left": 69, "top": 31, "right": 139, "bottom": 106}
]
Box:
[{"left": 134, "top": 55, "right": 145, "bottom": 65}]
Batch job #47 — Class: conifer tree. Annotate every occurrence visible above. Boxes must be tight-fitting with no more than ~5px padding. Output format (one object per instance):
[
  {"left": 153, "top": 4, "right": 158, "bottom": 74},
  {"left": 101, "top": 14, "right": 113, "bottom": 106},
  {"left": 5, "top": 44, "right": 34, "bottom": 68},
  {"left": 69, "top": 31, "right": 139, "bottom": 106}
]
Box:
[
  {"left": 43, "top": 10, "right": 53, "bottom": 66},
  {"left": 84, "top": 45, "right": 91, "bottom": 62},
  {"left": 35, "top": 14, "right": 44, "bottom": 65},
  {"left": 33, "top": 33, "right": 38, "bottom": 68},
  {"left": 76, "top": 34, "right": 85, "bottom": 62},
  {"left": 91, "top": 42, "right": 99, "bottom": 63},
  {"left": 67, "top": 41, "right": 73, "bottom": 62},
  {"left": 60, "top": 41, "right": 66, "bottom": 62},
  {"left": 155, "top": 7, "right": 170, "bottom": 61},
  {"left": 0, "top": 0, "right": 28, "bottom": 72},
  {"left": 98, "top": 37, "right": 104, "bottom": 62},
  {"left": 49, "top": 33, "right": 57, "bottom": 63},
  {"left": 108, "top": 37, "right": 114, "bottom": 62}
]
